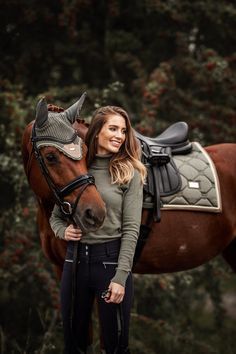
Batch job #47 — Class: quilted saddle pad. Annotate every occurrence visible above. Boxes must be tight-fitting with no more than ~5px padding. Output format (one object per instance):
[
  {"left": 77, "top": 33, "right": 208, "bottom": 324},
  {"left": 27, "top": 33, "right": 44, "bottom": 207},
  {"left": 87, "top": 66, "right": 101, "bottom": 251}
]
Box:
[{"left": 143, "top": 142, "right": 222, "bottom": 213}]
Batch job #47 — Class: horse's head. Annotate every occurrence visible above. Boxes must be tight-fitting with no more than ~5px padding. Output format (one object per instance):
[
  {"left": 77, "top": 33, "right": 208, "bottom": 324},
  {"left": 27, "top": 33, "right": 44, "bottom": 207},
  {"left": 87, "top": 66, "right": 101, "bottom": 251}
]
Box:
[{"left": 28, "top": 94, "right": 106, "bottom": 232}]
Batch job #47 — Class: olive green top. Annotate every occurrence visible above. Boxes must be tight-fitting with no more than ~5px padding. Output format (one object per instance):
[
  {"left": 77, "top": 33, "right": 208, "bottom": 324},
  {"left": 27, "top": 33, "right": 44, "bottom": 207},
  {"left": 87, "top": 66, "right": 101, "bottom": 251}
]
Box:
[{"left": 49, "top": 154, "right": 143, "bottom": 286}]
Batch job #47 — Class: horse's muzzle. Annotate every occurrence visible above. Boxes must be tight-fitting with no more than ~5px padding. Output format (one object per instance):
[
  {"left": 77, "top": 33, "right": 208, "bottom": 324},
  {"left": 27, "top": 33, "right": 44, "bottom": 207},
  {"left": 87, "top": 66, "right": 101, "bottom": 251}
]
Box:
[{"left": 74, "top": 205, "right": 106, "bottom": 232}]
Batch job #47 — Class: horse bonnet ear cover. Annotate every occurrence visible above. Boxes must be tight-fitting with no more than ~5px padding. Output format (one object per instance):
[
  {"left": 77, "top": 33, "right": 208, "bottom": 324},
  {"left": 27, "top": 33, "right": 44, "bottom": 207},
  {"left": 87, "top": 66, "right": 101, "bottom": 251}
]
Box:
[{"left": 34, "top": 93, "right": 86, "bottom": 160}]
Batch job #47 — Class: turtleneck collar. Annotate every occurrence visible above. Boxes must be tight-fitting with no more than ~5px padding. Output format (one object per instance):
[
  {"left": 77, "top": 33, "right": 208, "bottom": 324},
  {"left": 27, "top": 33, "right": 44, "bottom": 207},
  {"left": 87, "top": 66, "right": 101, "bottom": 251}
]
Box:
[{"left": 89, "top": 154, "right": 112, "bottom": 169}]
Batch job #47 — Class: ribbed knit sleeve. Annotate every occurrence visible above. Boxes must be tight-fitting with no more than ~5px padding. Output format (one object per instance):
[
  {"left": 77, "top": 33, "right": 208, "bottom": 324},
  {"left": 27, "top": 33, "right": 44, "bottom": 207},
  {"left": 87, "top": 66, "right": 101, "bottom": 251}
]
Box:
[
  {"left": 49, "top": 204, "right": 68, "bottom": 239},
  {"left": 111, "top": 169, "right": 143, "bottom": 287}
]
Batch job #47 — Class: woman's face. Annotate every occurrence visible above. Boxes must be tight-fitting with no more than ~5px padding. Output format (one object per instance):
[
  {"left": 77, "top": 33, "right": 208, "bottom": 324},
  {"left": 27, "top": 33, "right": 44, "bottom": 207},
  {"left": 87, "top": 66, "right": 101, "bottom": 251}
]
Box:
[{"left": 97, "top": 114, "right": 127, "bottom": 155}]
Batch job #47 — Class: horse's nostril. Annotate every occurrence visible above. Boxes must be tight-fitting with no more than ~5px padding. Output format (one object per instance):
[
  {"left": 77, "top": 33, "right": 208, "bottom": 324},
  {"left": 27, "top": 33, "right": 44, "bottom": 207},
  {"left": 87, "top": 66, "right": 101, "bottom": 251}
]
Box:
[
  {"left": 84, "top": 208, "right": 105, "bottom": 227},
  {"left": 85, "top": 208, "right": 94, "bottom": 220}
]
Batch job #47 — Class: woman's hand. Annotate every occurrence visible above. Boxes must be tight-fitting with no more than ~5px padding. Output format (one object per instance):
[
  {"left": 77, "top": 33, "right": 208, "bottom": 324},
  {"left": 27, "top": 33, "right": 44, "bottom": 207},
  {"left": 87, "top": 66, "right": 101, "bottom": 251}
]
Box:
[
  {"left": 64, "top": 224, "right": 82, "bottom": 241},
  {"left": 105, "top": 282, "right": 125, "bottom": 304}
]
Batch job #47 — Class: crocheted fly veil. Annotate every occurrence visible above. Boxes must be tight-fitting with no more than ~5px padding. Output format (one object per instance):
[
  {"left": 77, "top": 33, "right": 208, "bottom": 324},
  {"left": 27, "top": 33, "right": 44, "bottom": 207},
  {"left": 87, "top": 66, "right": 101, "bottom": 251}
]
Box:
[{"left": 34, "top": 93, "right": 86, "bottom": 160}]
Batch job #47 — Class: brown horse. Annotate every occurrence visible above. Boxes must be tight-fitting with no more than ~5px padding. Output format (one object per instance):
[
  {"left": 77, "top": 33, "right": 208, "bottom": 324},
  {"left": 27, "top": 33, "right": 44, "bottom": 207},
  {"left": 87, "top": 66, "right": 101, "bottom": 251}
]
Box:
[
  {"left": 21, "top": 97, "right": 106, "bottom": 276},
  {"left": 137, "top": 142, "right": 236, "bottom": 274},
  {"left": 22, "top": 102, "right": 236, "bottom": 277}
]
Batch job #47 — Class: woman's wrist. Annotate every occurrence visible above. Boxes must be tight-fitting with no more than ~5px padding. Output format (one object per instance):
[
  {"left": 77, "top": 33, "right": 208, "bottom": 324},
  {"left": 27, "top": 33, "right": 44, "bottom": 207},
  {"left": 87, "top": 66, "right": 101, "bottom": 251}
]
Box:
[{"left": 111, "top": 269, "right": 129, "bottom": 287}]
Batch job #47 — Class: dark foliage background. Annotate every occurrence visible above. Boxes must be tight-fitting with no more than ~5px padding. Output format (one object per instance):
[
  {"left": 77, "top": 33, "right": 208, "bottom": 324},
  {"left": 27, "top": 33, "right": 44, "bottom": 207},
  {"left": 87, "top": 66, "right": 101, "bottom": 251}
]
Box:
[{"left": 0, "top": 0, "right": 236, "bottom": 353}]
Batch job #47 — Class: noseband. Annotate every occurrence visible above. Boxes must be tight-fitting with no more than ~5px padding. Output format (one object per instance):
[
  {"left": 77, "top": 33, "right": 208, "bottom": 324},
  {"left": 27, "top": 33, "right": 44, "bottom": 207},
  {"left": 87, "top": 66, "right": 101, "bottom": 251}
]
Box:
[{"left": 31, "top": 123, "right": 95, "bottom": 220}]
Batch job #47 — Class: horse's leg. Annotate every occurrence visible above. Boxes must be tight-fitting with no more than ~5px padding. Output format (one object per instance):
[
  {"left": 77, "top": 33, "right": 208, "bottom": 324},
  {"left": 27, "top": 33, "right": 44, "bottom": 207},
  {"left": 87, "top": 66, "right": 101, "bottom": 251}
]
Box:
[{"left": 222, "top": 238, "right": 236, "bottom": 272}]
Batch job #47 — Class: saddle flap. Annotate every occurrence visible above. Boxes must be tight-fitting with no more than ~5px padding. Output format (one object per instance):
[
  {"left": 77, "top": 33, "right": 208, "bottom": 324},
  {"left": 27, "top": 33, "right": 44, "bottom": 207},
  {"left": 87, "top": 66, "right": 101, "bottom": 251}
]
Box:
[{"left": 144, "top": 156, "right": 181, "bottom": 197}]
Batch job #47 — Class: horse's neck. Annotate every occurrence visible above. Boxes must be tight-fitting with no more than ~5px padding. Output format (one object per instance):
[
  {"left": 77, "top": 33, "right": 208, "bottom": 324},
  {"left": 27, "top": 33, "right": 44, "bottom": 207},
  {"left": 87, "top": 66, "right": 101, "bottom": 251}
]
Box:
[
  {"left": 37, "top": 197, "right": 55, "bottom": 221},
  {"left": 22, "top": 122, "right": 34, "bottom": 178}
]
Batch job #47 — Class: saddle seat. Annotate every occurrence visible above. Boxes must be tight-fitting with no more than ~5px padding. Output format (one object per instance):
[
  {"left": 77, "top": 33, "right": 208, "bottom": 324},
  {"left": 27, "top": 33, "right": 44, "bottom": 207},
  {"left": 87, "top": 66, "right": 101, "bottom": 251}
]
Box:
[
  {"left": 135, "top": 121, "right": 192, "bottom": 155},
  {"left": 135, "top": 121, "right": 193, "bottom": 222}
]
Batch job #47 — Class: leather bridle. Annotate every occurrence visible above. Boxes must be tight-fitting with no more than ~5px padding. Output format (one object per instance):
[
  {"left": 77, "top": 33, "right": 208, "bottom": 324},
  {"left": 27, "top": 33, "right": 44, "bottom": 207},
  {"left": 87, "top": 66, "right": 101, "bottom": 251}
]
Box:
[{"left": 31, "top": 122, "right": 95, "bottom": 220}]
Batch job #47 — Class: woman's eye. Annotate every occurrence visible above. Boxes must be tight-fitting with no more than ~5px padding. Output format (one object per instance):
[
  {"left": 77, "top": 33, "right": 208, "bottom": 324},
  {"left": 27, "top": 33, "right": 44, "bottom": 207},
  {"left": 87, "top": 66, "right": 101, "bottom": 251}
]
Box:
[{"left": 45, "top": 153, "right": 58, "bottom": 163}]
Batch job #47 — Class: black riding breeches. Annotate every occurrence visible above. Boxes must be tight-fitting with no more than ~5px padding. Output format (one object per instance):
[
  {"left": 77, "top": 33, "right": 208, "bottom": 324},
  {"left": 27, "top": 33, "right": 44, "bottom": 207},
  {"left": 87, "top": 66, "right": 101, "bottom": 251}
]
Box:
[{"left": 60, "top": 240, "right": 133, "bottom": 354}]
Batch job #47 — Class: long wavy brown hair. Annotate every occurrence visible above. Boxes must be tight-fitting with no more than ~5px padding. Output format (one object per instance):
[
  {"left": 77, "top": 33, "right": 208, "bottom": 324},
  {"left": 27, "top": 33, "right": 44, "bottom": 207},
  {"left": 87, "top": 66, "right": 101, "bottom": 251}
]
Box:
[{"left": 85, "top": 106, "right": 146, "bottom": 184}]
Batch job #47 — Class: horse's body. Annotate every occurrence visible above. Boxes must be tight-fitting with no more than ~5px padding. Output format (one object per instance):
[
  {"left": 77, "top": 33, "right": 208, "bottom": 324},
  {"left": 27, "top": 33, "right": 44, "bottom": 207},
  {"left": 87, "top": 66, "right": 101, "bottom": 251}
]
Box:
[{"left": 22, "top": 117, "right": 236, "bottom": 277}]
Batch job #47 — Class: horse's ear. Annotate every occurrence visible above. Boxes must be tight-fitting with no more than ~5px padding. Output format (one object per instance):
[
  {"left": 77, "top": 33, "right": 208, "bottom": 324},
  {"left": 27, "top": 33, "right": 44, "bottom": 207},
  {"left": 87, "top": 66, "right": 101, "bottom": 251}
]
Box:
[
  {"left": 77, "top": 92, "right": 87, "bottom": 116},
  {"left": 35, "top": 98, "right": 48, "bottom": 128},
  {"left": 64, "top": 92, "right": 87, "bottom": 124}
]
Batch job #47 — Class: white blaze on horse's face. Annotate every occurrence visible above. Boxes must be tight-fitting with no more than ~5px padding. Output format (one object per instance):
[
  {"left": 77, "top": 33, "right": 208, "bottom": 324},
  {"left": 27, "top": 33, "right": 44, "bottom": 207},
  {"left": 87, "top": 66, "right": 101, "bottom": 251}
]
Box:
[{"left": 97, "top": 114, "right": 126, "bottom": 155}]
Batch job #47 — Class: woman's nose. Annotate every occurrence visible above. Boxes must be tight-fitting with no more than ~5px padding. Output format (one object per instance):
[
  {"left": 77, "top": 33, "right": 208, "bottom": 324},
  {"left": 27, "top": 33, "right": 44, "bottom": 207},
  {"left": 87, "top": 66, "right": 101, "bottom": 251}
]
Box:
[{"left": 115, "top": 130, "right": 123, "bottom": 139}]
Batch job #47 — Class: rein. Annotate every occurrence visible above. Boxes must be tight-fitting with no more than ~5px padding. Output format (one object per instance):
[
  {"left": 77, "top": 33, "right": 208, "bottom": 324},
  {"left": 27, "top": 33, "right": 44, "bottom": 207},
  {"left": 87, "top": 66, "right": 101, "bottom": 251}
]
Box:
[{"left": 31, "top": 122, "right": 95, "bottom": 220}]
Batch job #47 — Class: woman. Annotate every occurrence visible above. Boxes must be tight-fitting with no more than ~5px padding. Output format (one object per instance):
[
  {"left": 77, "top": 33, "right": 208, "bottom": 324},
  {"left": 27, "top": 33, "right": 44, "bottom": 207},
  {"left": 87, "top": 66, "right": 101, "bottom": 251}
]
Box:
[{"left": 50, "top": 106, "right": 146, "bottom": 354}]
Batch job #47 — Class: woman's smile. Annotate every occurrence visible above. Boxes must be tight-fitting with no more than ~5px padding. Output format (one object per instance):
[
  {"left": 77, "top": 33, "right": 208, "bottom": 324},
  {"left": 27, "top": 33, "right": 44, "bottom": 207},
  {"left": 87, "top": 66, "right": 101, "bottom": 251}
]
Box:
[{"left": 110, "top": 139, "right": 122, "bottom": 147}]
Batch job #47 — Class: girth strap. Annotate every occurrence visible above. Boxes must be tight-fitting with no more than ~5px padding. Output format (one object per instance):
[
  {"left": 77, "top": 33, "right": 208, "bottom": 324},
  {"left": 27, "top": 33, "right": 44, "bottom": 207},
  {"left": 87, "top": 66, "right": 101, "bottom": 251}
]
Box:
[{"left": 152, "top": 167, "right": 161, "bottom": 222}]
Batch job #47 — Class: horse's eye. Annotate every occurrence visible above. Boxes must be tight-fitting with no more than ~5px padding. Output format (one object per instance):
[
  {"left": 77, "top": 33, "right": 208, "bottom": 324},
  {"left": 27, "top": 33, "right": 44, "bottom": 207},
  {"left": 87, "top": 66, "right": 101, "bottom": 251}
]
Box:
[{"left": 45, "top": 153, "right": 58, "bottom": 164}]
